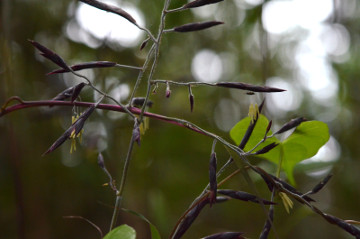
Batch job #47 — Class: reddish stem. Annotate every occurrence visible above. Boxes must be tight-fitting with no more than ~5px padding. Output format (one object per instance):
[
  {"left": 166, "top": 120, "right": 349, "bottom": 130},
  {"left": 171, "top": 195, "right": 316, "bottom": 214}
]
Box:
[{"left": 0, "top": 99, "right": 205, "bottom": 135}]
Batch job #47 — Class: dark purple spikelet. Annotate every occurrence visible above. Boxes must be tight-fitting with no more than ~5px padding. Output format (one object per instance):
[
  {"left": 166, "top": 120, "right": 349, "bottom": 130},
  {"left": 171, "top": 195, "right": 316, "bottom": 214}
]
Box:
[
  {"left": 79, "top": 0, "right": 137, "bottom": 25},
  {"left": 216, "top": 82, "right": 285, "bottom": 93},
  {"left": 238, "top": 99, "right": 265, "bottom": 150},
  {"left": 308, "top": 174, "right": 333, "bottom": 195},
  {"left": 259, "top": 206, "right": 274, "bottom": 239},
  {"left": 323, "top": 214, "right": 360, "bottom": 238},
  {"left": 209, "top": 152, "right": 217, "bottom": 206},
  {"left": 29, "top": 40, "right": 70, "bottom": 70},
  {"left": 42, "top": 105, "right": 96, "bottom": 156},
  {"left": 139, "top": 38, "right": 149, "bottom": 51},
  {"left": 47, "top": 61, "right": 117, "bottom": 75},
  {"left": 132, "top": 123, "right": 141, "bottom": 146},
  {"left": 97, "top": 153, "right": 105, "bottom": 169},
  {"left": 173, "top": 198, "right": 209, "bottom": 239},
  {"left": 131, "top": 97, "right": 153, "bottom": 108},
  {"left": 51, "top": 83, "right": 86, "bottom": 102},
  {"left": 254, "top": 143, "right": 278, "bottom": 155},
  {"left": 174, "top": 21, "right": 224, "bottom": 33},
  {"left": 275, "top": 117, "right": 307, "bottom": 134},
  {"left": 202, "top": 232, "right": 245, "bottom": 239},
  {"left": 217, "top": 189, "right": 276, "bottom": 205},
  {"left": 52, "top": 87, "right": 74, "bottom": 101},
  {"left": 183, "top": 0, "right": 224, "bottom": 9},
  {"left": 166, "top": 82, "right": 171, "bottom": 98},
  {"left": 265, "top": 120, "right": 272, "bottom": 136},
  {"left": 255, "top": 168, "right": 315, "bottom": 202},
  {"left": 42, "top": 128, "right": 73, "bottom": 156},
  {"left": 71, "top": 82, "right": 86, "bottom": 102}
]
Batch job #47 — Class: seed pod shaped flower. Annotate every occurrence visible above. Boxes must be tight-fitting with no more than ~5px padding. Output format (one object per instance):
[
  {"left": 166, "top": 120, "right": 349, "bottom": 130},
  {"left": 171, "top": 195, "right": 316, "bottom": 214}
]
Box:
[
  {"left": 201, "top": 232, "right": 245, "bottom": 239},
  {"left": 209, "top": 152, "right": 217, "bottom": 206}
]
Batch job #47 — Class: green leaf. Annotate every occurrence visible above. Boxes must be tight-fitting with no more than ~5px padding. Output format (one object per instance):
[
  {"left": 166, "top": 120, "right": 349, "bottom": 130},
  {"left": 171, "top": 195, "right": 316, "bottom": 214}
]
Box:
[
  {"left": 104, "top": 224, "right": 136, "bottom": 239},
  {"left": 280, "top": 121, "right": 330, "bottom": 184},
  {"left": 122, "top": 208, "right": 161, "bottom": 239},
  {"left": 230, "top": 114, "right": 280, "bottom": 153},
  {"left": 230, "top": 115, "right": 330, "bottom": 185}
]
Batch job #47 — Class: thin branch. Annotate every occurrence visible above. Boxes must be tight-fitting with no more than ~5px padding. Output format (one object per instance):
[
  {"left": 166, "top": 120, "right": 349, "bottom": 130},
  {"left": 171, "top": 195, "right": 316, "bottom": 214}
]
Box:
[
  {"left": 109, "top": 120, "right": 137, "bottom": 231},
  {"left": 63, "top": 216, "right": 103, "bottom": 239}
]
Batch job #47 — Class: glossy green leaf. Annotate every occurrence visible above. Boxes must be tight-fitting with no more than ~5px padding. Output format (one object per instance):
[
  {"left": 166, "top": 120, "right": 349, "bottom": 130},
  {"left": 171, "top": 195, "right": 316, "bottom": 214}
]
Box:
[
  {"left": 230, "top": 115, "right": 330, "bottom": 184},
  {"left": 122, "top": 208, "right": 161, "bottom": 239},
  {"left": 230, "top": 114, "right": 280, "bottom": 153},
  {"left": 103, "top": 224, "right": 136, "bottom": 239},
  {"left": 280, "top": 121, "right": 330, "bottom": 184}
]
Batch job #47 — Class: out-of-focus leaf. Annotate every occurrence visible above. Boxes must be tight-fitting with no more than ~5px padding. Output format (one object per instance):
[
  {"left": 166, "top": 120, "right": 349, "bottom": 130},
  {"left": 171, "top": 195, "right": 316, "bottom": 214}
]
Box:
[
  {"left": 122, "top": 208, "right": 161, "bottom": 239},
  {"left": 103, "top": 224, "right": 136, "bottom": 239},
  {"left": 230, "top": 115, "right": 329, "bottom": 184}
]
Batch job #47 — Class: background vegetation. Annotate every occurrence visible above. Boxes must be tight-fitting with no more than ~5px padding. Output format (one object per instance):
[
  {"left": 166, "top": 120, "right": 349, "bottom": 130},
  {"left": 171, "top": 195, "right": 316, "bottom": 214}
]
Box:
[{"left": 1, "top": 0, "right": 359, "bottom": 238}]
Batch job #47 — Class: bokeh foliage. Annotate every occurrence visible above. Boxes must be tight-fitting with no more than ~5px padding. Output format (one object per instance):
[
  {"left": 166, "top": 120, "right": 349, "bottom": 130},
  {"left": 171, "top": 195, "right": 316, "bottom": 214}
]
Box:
[{"left": 1, "top": 0, "right": 360, "bottom": 238}]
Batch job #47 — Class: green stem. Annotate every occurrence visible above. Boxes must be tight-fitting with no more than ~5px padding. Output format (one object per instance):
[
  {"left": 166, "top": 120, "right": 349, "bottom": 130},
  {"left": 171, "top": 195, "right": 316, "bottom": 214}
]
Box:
[
  {"left": 138, "top": 0, "right": 173, "bottom": 123},
  {"left": 109, "top": 124, "right": 137, "bottom": 231},
  {"left": 276, "top": 146, "right": 284, "bottom": 178}
]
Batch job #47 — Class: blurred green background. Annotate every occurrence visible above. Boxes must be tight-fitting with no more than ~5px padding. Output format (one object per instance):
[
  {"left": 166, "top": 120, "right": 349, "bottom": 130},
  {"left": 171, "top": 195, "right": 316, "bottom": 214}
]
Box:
[{"left": 1, "top": 0, "right": 360, "bottom": 238}]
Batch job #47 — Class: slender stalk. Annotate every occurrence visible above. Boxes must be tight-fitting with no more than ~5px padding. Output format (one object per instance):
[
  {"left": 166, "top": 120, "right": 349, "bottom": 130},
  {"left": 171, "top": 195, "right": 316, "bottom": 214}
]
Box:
[
  {"left": 151, "top": 79, "right": 216, "bottom": 87},
  {"left": 164, "top": 6, "right": 185, "bottom": 14},
  {"left": 109, "top": 126, "right": 137, "bottom": 230},
  {"left": 138, "top": 0, "right": 173, "bottom": 123},
  {"left": 129, "top": 43, "right": 157, "bottom": 102},
  {"left": 108, "top": 1, "right": 176, "bottom": 230},
  {"left": 115, "top": 64, "right": 143, "bottom": 70}
]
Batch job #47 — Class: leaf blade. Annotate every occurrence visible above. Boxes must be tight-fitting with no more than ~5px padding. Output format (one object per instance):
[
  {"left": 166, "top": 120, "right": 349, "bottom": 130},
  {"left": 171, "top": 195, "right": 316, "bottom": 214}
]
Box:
[{"left": 103, "top": 224, "right": 136, "bottom": 239}]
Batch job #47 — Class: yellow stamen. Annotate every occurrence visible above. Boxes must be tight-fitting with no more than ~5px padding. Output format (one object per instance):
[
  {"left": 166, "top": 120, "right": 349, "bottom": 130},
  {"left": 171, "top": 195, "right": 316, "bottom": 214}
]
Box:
[
  {"left": 248, "top": 103, "right": 259, "bottom": 123},
  {"left": 69, "top": 113, "right": 84, "bottom": 154},
  {"left": 279, "top": 192, "right": 293, "bottom": 213}
]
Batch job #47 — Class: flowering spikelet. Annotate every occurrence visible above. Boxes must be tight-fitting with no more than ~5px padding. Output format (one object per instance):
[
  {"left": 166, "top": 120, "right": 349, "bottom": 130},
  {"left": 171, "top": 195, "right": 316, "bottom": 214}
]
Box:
[
  {"left": 139, "top": 117, "right": 149, "bottom": 135},
  {"left": 70, "top": 113, "right": 84, "bottom": 154},
  {"left": 279, "top": 192, "right": 293, "bottom": 213},
  {"left": 248, "top": 103, "right": 259, "bottom": 123}
]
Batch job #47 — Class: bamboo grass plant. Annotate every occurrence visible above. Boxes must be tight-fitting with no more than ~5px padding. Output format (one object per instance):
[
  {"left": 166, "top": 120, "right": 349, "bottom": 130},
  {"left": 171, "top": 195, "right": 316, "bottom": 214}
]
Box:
[{"left": 1, "top": 0, "right": 360, "bottom": 238}]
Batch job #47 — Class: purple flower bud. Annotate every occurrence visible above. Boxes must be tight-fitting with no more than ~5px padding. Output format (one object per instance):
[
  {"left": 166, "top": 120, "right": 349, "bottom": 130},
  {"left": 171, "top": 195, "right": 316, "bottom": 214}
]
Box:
[
  {"left": 131, "top": 97, "right": 153, "bottom": 108},
  {"left": 217, "top": 189, "right": 276, "bottom": 205},
  {"left": 275, "top": 117, "right": 307, "bottom": 134},
  {"left": 209, "top": 152, "right": 217, "bottom": 206},
  {"left": 29, "top": 40, "right": 70, "bottom": 71},
  {"left": 98, "top": 153, "right": 105, "bottom": 169},
  {"left": 47, "top": 61, "right": 116, "bottom": 75},
  {"left": 254, "top": 143, "right": 278, "bottom": 155},
  {"left": 79, "top": 0, "right": 137, "bottom": 25},
  {"left": 174, "top": 21, "right": 224, "bottom": 33},
  {"left": 166, "top": 82, "right": 171, "bottom": 98},
  {"left": 173, "top": 198, "right": 209, "bottom": 239},
  {"left": 216, "top": 82, "right": 285, "bottom": 93},
  {"left": 308, "top": 174, "right": 333, "bottom": 195},
  {"left": 265, "top": 120, "right": 272, "bottom": 136},
  {"left": 183, "top": 0, "right": 224, "bottom": 9},
  {"left": 202, "top": 232, "right": 245, "bottom": 239},
  {"left": 43, "top": 105, "right": 95, "bottom": 156},
  {"left": 140, "top": 38, "right": 149, "bottom": 51},
  {"left": 189, "top": 94, "right": 194, "bottom": 112},
  {"left": 71, "top": 82, "right": 86, "bottom": 102},
  {"left": 133, "top": 123, "right": 141, "bottom": 146}
]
